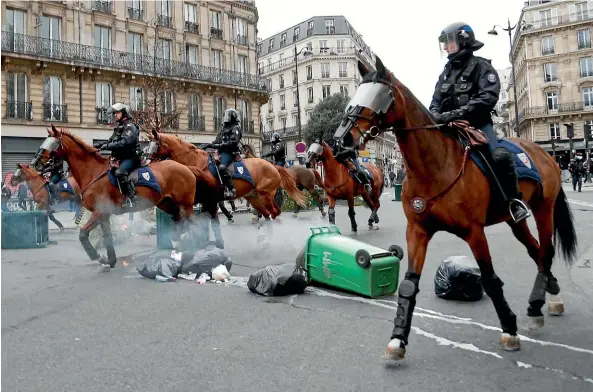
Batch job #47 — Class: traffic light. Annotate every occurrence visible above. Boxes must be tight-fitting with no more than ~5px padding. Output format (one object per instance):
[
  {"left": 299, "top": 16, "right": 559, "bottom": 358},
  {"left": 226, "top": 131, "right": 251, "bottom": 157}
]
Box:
[
  {"left": 564, "top": 123, "right": 574, "bottom": 139},
  {"left": 587, "top": 123, "right": 593, "bottom": 140}
]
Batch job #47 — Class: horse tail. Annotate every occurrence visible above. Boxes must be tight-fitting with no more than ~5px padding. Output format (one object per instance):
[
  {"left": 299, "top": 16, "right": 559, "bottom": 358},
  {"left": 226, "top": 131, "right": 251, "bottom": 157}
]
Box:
[
  {"left": 312, "top": 168, "right": 324, "bottom": 189},
  {"left": 276, "top": 166, "right": 308, "bottom": 207},
  {"left": 553, "top": 187, "right": 578, "bottom": 266}
]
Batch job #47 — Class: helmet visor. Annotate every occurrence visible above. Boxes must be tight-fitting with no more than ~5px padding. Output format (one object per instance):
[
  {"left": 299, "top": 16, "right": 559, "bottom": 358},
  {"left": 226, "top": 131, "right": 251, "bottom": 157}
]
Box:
[{"left": 438, "top": 32, "right": 460, "bottom": 57}]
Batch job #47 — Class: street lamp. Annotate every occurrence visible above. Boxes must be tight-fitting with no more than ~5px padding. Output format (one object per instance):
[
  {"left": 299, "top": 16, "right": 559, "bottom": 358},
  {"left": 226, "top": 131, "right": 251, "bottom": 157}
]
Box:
[
  {"left": 488, "top": 19, "right": 532, "bottom": 138},
  {"left": 293, "top": 44, "right": 313, "bottom": 144}
]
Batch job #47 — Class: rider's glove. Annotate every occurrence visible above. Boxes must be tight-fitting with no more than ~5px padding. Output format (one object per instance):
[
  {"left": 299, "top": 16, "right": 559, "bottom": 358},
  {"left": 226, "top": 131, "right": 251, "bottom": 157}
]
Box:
[
  {"left": 211, "top": 143, "right": 221, "bottom": 149},
  {"left": 100, "top": 144, "right": 110, "bottom": 151},
  {"left": 93, "top": 142, "right": 104, "bottom": 149}
]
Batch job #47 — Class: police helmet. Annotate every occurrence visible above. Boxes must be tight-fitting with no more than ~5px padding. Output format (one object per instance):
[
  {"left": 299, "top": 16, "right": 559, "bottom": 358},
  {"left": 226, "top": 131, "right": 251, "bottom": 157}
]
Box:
[
  {"left": 438, "top": 22, "right": 484, "bottom": 56},
  {"left": 107, "top": 102, "right": 131, "bottom": 119},
  {"left": 271, "top": 132, "right": 281, "bottom": 143},
  {"left": 223, "top": 108, "right": 240, "bottom": 125}
]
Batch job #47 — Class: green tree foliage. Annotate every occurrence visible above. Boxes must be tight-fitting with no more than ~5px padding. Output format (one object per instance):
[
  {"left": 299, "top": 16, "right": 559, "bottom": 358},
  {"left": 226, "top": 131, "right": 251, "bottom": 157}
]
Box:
[{"left": 303, "top": 93, "right": 349, "bottom": 143}]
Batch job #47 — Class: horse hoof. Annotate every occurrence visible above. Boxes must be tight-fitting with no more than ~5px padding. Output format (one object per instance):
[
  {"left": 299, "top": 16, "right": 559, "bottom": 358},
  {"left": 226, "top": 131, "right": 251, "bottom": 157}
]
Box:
[
  {"left": 292, "top": 213, "right": 298, "bottom": 218},
  {"left": 383, "top": 338, "right": 406, "bottom": 360},
  {"left": 228, "top": 219, "right": 234, "bottom": 224},
  {"left": 321, "top": 212, "right": 327, "bottom": 217},
  {"left": 547, "top": 295, "right": 564, "bottom": 316},
  {"left": 500, "top": 333, "right": 520, "bottom": 351},
  {"left": 527, "top": 315, "right": 544, "bottom": 330}
]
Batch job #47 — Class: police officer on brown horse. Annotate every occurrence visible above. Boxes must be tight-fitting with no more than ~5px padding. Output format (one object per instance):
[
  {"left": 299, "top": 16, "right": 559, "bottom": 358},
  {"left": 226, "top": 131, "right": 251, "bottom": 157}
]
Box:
[{"left": 430, "top": 22, "right": 530, "bottom": 223}]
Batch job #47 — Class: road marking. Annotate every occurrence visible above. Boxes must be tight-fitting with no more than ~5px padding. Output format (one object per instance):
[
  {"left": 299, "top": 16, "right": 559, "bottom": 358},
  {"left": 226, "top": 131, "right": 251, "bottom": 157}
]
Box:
[
  {"left": 412, "top": 326, "right": 503, "bottom": 358},
  {"left": 568, "top": 199, "right": 593, "bottom": 208}
]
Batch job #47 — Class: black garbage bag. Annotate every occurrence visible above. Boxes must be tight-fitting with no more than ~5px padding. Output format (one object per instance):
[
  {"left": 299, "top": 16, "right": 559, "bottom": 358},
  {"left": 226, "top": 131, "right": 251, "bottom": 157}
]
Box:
[
  {"left": 180, "top": 245, "right": 232, "bottom": 277},
  {"left": 137, "top": 257, "right": 182, "bottom": 280},
  {"left": 247, "top": 264, "right": 308, "bottom": 296},
  {"left": 434, "top": 256, "right": 484, "bottom": 301}
]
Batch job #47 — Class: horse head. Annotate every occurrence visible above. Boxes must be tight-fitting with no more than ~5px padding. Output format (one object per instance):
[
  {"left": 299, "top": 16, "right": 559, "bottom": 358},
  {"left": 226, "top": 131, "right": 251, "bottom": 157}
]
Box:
[
  {"left": 306, "top": 139, "right": 334, "bottom": 166},
  {"left": 10, "top": 163, "right": 26, "bottom": 186},
  {"left": 147, "top": 130, "right": 172, "bottom": 161}
]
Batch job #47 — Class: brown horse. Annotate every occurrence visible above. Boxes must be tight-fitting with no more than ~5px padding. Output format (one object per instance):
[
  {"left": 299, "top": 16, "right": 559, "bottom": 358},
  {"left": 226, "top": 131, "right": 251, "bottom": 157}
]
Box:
[
  {"left": 241, "top": 144, "right": 327, "bottom": 218},
  {"left": 306, "top": 141, "right": 384, "bottom": 232},
  {"left": 146, "top": 131, "right": 307, "bottom": 222},
  {"left": 341, "top": 56, "right": 577, "bottom": 360},
  {"left": 10, "top": 163, "right": 81, "bottom": 231},
  {"left": 32, "top": 125, "right": 202, "bottom": 269}
]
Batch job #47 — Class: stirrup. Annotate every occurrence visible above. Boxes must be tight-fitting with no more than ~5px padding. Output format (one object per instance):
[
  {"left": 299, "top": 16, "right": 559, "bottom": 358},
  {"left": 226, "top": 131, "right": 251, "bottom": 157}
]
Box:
[
  {"left": 364, "top": 184, "right": 372, "bottom": 193},
  {"left": 509, "top": 199, "right": 531, "bottom": 223}
]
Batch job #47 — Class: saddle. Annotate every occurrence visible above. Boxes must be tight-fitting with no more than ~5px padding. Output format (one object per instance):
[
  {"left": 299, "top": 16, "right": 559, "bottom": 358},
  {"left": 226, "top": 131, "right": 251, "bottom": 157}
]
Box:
[{"left": 448, "top": 120, "right": 489, "bottom": 147}]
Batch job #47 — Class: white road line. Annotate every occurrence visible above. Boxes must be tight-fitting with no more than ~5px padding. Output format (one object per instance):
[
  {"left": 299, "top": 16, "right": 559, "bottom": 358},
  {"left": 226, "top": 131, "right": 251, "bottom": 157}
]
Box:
[
  {"left": 412, "top": 326, "right": 503, "bottom": 358},
  {"left": 568, "top": 199, "right": 593, "bottom": 208}
]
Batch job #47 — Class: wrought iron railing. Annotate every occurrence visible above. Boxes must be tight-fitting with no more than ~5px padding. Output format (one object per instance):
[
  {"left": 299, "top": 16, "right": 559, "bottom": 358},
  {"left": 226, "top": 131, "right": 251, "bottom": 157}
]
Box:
[
  {"left": 43, "top": 103, "right": 67, "bottom": 122},
  {"left": 95, "top": 107, "right": 112, "bottom": 125},
  {"left": 93, "top": 1, "right": 112, "bottom": 13},
  {"left": 2, "top": 32, "right": 267, "bottom": 91},
  {"left": 235, "top": 34, "right": 248, "bottom": 46},
  {"left": 158, "top": 112, "right": 179, "bottom": 129},
  {"left": 188, "top": 115, "right": 206, "bottom": 131},
  {"left": 127, "top": 7, "right": 143, "bottom": 20},
  {"left": 241, "top": 120, "right": 255, "bottom": 134},
  {"left": 5, "top": 101, "right": 32, "bottom": 120},
  {"left": 185, "top": 21, "right": 199, "bottom": 34},
  {"left": 158, "top": 14, "right": 172, "bottom": 28},
  {"left": 213, "top": 116, "right": 223, "bottom": 131},
  {"left": 519, "top": 101, "right": 590, "bottom": 122},
  {"left": 210, "top": 27, "right": 223, "bottom": 40},
  {"left": 262, "top": 126, "right": 299, "bottom": 141}
]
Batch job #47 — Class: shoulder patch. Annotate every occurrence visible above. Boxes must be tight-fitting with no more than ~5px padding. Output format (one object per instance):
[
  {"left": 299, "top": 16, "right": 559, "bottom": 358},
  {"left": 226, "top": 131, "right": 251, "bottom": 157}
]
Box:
[
  {"left": 125, "top": 129, "right": 132, "bottom": 136},
  {"left": 487, "top": 73, "right": 497, "bottom": 84}
]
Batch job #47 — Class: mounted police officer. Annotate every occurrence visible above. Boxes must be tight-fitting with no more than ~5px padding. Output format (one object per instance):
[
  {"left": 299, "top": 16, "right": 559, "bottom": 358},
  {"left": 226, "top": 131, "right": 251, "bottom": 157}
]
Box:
[
  {"left": 429, "top": 22, "right": 530, "bottom": 223},
  {"left": 332, "top": 136, "right": 372, "bottom": 193},
  {"left": 262, "top": 132, "right": 287, "bottom": 166},
  {"left": 93, "top": 103, "right": 140, "bottom": 207},
  {"left": 206, "top": 108, "right": 242, "bottom": 199},
  {"left": 41, "top": 157, "right": 65, "bottom": 204}
]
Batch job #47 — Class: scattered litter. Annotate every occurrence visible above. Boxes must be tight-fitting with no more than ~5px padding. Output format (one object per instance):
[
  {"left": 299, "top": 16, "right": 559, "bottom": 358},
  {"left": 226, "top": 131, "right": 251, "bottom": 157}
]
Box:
[
  {"left": 171, "top": 250, "right": 183, "bottom": 262},
  {"left": 137, "top": 257, "right": 181, "bottom": 280},
  {"left": 155, "top": 275, "right": 176, "bottom": 282},
  {"left": 196, "top": 273, "right": 210, "bottom": 284},
  {"left": 178, "top": 273, "right": 197, "bottom": 281},
  {"left": 247, "top": 264, "right": 308, "bottom": 296},
  {"left": 434, "top": 256, "right": 484, "bottom": 301},
  {"left": 74, "top": 338, "right": 80, "bottom": 342},
  {"left": 212, "top": 265, "right": 231, "bottom": 282},
  {"left": 180, "top": 246, "right": 232, "bottom": 277},
  {"left": 120, "top": 260, "right": 129, "bottom": 268}
]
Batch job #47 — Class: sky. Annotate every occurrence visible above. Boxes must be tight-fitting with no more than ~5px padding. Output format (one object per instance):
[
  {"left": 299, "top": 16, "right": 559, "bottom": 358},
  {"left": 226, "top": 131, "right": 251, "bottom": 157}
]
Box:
[{"left": 255, "top": 0, "right": 525, "bottom": 107}]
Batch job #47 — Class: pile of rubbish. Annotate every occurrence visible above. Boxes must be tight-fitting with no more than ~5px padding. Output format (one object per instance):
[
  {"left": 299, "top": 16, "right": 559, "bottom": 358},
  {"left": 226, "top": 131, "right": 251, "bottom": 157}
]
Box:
[
  {"left": 137, "top": 245, "right": 232, "bottom": 284},
  {"left": 434, "top": 255, "right": 484, "bottom": 302}
]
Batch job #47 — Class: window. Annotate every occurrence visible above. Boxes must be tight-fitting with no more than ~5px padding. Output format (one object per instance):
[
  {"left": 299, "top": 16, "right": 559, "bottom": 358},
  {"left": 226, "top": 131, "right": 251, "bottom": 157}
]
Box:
[
  {"left": 306, "top": 42, "right": 312, "bottom": 51},
  {"left": 337, "top": 39, "right": 345, "bottom": 54},
  {"left": 267, "top": 58, "right": 272, "bottom": 71},
  {"left": 188, "top": 94, "right": 202, "bottom": 130},
  {"left": 339, "top": 62, "right": 347, "bottom": 77},
  {"left": 236, "top": 18, "right": 247, "bottom": 44},
  {"left": 268, "top": 97, "right": 273, "bottom": 112},
  {"left": 157, "top": 38, "right": 172, "bottom": 59},
  {"left": 268, "top": 38, "right": 274, "bottom": 51},
  {"left": 307, "top": 87, "right": 314, "bottom": 103},
  {"left": 293, "top": 27, "right": 300, "bottom": 40},
  {"left": 319, "top": 40, "right": 328, "bottom": 54},
  {"left": 184, "top": 3, "right": 197, "bottom": 23},
  {"left": 539, "top": 9, "right": 553, "bottom": 27},
  {"left": 325, "top": 18, "right": 335, "bottom": 34},
  {"left": 306, "top": 65, "right": 313, "bottom": 80},
  {"left": 6, "top": 72, "right": 29, "bottom": 120},
  {"left": 128, "top": 0, "right": 143, "bottom": 20},
  {"left": 266, "top": 78, "right": 272, "bottom": 91},
  {"left": 575, "top": 1, "right": 589, "bottom": 21},
  {"left": 238, "top": 99, "right": 249, "bottom": 123},
  {"left": 130, "top": 87, "right": 144, "bottom": 111},
  {"left": 583, "top": 87, "right": 593, "bottom": 108},
  {"left": 307, "top": 20, "right": 314, "bottom": 35},
  {"left": 340, "top": 85, "right": 349, "bottom": 98},
  {"left": 41, "top": 15, "right": 61, "bottom": 40},
  {"left": 580, "top": 57, "right": 593, "bottom": 77},
  {"left": 280, "top": 117, "right": 287, "bottom": 130},
  {"left": 160, "top": 91, "right": 173, "bottom": 114},
  {"left": 577, "top": 29, "right": 591, "bottom": 50},
  {"left": 293, "top": 91, "right": 298, "bottom": 106},
  {"left": 185, "top": 44, "right": 199, "bottom": 65},
  {"left": 157, "top": 0, "right": 170, "bottom": 16},
  {"left": 546, "top": 92, "right": 558, "bottom": 111},
  {"left": 267, "top": 120, "right": 274, "bottom": 132},
  {"left": 279, "top": 53, "right": 284, "bottom": 66},
  {"left": 95, "top": 82, "right": 112, "bottom": 108},
  {"left": 292, "top": 70, "right": 297, "bottom": 85},
  {"left": 542, "top": 36, "right": 554, "bottom": 55},
  {"left": 211, "top": 49, "right": 222, "bottom": 69},
  {"left": 238, "top": 55, "right": 248, "bottom": 74},
  {"left": 322, "top": 85, "right": 331, "bottom": 99},
  {"left": 279, "top": 74, "right": 284, "bottom": 88},
  {"left": 292, "top": 113, "right": 298, "bottom": 127},
  {"left": 321, "top": 63, "right": 330, "bottom": 78},
  {"left": 128, "top": 32, "right": 143, "bottom": 55},
  {"left": 4, "top": 9, "right": 26, "bottom": 50},
  {"left": 210, "top": 10, "right": 221, "bottom": 29},
  {"left": 549, "top": 123, "right": 560, "bottom": 139},
  {"left": 543, "top": 63, "right": 557, "bottom": 82},
  {"left": 280, "top": 32, "right": 287, "bottom": 46},
  {"left": 43, "top": 76, "right": 63, "bottom": 121},
  {"left": 280, "top": 94, "right": 286, "bottom": 109}
]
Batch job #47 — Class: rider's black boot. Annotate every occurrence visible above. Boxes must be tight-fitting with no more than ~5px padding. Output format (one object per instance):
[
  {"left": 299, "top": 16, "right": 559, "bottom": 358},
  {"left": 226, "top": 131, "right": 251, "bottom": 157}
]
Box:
[
  {"left": 493, "top": 148, "right": 531, "bottom": 223},
  {"left": 118, "top": 176, "right": 138, "bottom": 207},
  {"left": 220, "top": 168, "right": 236, "bottom": 199},
  {"left": 48, "top": 183, "right": 59, "bottom": 204},
  {"left": 357, "top": 168, "right": 372, "bottom": 193}
]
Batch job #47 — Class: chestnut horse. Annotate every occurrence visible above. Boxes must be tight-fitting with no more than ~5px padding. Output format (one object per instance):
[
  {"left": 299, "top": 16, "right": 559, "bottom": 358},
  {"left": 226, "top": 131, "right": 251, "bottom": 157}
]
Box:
[
  {"left": 146, "top": 131, "right": 307, "bottom": 221},
  {"left": 32, "top": 125, "right": 202, "bottom": 269},
  {"left": 306, "top": 141, "right": 384, "bottom": 232},
  {"left": 342, "top": 56, "right": 577, "bottom": 360},
  {"left": 10, "top": 163, "right": 81, "bottom": 231},
  {"left": 241, "top": 144, "right": 327, "bottom": 218}
]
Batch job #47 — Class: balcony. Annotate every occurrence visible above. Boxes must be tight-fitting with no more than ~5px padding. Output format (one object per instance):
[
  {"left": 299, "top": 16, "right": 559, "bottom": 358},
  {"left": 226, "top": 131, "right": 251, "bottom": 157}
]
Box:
[
  {"left": 5, "top": 101, "right": 32, "bottom": 120},
  {"left": 241, "top": 120, "right": 255, "bottom": 134},
  {"left": 292, "top": 34, "right": 299, "bottom": 42},
  {"left": 158, "top": 112, "right": 179, "bottom": 129},
  {"left": 93, "top": 1, "right": 112, "bottom": 13},
  {"left": 95, "top": 107, "right": 112, "bottom": 125},
  {"left": 43, "top": 103, "right": 67, "bottom": 122},
  {"left": 210, "top": 27, "right": 223, "bottom": 40},
  {"left": 213, "top": 116, "right": 223, "bottom": 131},
  {"left": 542, "top": 47, "right": 555, "bottom": 55},
  {"left": 258, "top": 47, "right": 362, "bottom": 75},
  {"left": 127, "top": 7, "right": 143, "bottom": 20},
  {"left": 157, "top": 14, "right": 172, "bottom": 28},
  {"left": 339, "top": 71, "right": 347, "bottom": 77},
  {"left": 321, "top": 72, "right": 329, "bottom": 78},
  {"left": 262, "top": 126, "right": 299, "bottom": 141},
  {"left": 188, "top": 115, "right": 206, "bottom": 131},
  {"left": 185, "top": 21, "right": 199, "bottom": 35},
  {"left": 519, "top": 101, "right": 589, "bottom": 122},
  {"left": 235, "top": 34, "right": 248, "bottom": 46},
  {"left": 1, "top": 32, "right": 267, "bottom": 91}
]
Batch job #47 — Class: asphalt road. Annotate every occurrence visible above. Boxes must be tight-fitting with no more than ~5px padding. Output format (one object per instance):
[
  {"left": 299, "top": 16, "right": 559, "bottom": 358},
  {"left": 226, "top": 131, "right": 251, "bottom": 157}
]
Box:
[{"left": 2, "top": 190, "right": 593, "bottom": 392}]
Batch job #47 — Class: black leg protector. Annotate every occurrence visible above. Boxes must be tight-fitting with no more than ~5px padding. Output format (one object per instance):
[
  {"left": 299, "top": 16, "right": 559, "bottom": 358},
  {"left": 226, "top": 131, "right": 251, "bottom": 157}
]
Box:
[
  {"left": 79, "top": 229, "right": 100, "bottom": 261},
  {"left": 480, "top": 271, "right": 518, "bottom": 335},
  {"left": 348, "top": 207, "right": 357, "bottom": 231},
  {"left": 391, "top": 272, "right": 420, "bottom": 344},
  {"left": 527, "top": 272, "right": 549, "bottom": 317},
  {"left": 100, "top": 219, "right": 117, "bottom": 267},
  {"left": 328, "top": 207, "right": 336, "bottom": 224}
]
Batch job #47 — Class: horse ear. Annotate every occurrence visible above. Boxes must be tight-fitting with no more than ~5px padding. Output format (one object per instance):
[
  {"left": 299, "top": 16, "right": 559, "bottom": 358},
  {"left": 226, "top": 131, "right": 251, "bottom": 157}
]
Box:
[
  {"left": 375, "top": 56, "right": 387, "bottom": 78},
  {"left": 51, "top": 124, "right": 61, "bottom": 137},
  {"left": 357, "top": 60, "right": 370, "bottom": 77},
  {"left": 47, "top": 127, "right": 54, "bottom": 136},
  {"left": 152, "top": 129, "right": 159, "bottom": 140},
  {"left": 16, "top": 163, "right": 22, "bottom": 169}
]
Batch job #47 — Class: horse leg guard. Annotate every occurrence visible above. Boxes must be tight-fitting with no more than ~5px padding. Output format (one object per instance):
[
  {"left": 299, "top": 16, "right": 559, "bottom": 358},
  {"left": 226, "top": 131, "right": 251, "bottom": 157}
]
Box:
[
  {"left": 328, "top": 207, "right": 336, "bottom": 225},
  {"left": 481, "top": 272, "right": 518, "bottom": 337},
  {"left": 79, "top": 229, "right": 100, "bottom": 262},
  {"left": 348, "top": 207, "right": 357, "bottom": 232},
  {"left": 100, "top": 221, "right": 117, "bottom": 268},
  {"left": 385, "top": 273, "right": 420, "bottom": 360}
]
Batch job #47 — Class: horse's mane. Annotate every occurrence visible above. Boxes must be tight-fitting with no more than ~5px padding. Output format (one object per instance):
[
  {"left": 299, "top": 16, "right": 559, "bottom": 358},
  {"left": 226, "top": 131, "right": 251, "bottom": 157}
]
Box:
[{"left": 61, "top": 129, "right": 106, "bottom": 160}]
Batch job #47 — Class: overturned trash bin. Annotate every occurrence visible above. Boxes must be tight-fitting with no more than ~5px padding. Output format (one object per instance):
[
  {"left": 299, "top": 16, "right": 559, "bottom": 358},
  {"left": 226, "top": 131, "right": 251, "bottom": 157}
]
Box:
[
  {"left": 298, "top": 226, "right": 402, "bottom": 298},
  {"left": 434, "top": 256, "right": 484, "bottom": 301}
]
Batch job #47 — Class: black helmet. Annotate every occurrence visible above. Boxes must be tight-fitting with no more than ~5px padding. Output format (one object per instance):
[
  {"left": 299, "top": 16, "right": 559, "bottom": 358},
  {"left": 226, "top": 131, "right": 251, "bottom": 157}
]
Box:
[
  {"left": 438, "top": 22, "right": 483, "bottom": 57},
  {"left": 271, "top": 132, "right": 281, "bottom": 143},
  {"left": 107, "top": 102, "right": 131, "bottom": 119},
  {"left": 223, "top": 108, "right": 239, "bottom": 125}
]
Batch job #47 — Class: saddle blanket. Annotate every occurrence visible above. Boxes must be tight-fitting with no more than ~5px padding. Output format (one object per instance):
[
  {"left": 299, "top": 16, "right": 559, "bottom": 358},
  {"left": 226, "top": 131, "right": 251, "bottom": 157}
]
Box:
[
  {"left": 55, "top": 178, "right": 76, "bottom": 196},
  {"left": 107, "top": 166, "right": 163, "bottom": 194},
  {"left": 466, "top": 139, "right": 542, "bottom": 184},
  {"left": 208, "top": 157, "right": 254, "bottom": 186}
]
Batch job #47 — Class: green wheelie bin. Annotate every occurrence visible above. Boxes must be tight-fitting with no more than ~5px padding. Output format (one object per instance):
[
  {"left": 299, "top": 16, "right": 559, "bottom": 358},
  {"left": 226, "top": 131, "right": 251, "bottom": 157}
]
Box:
[
  {"left": 301, "top": 226, "right": 403, "bottom": 298},
  {"left": 393, "top": 184, "right": 403, "bottom": 201}
]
